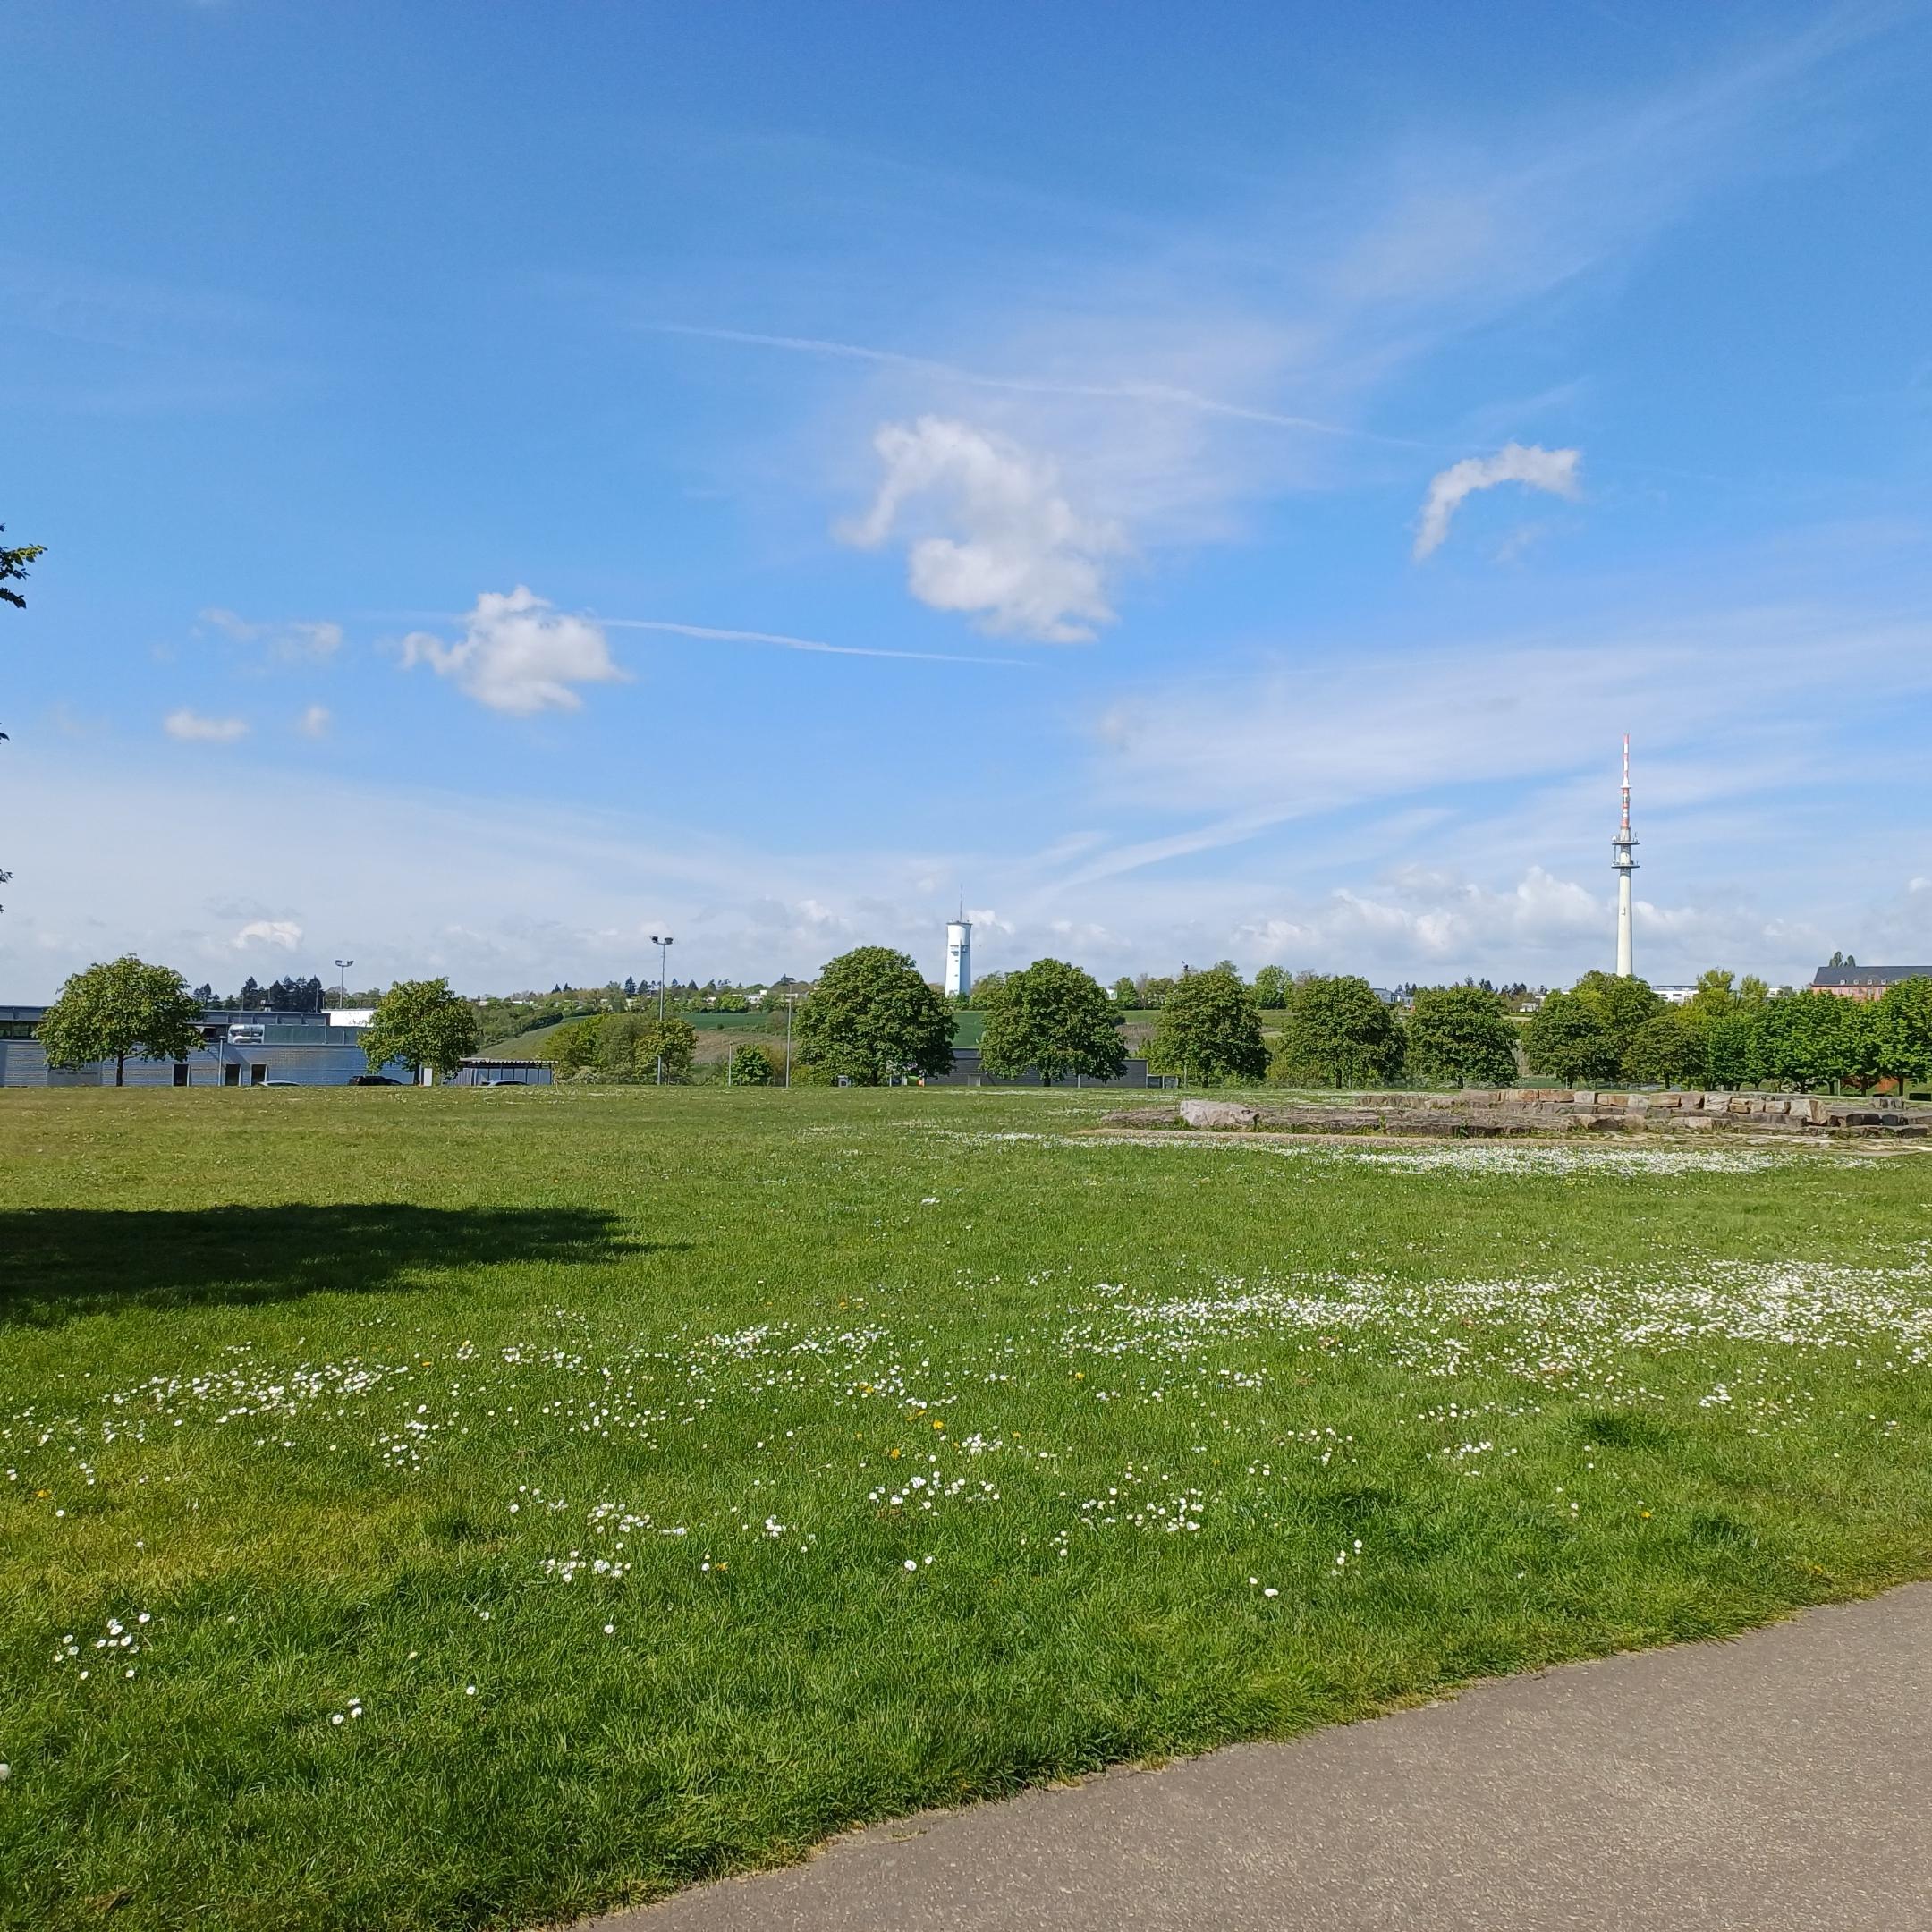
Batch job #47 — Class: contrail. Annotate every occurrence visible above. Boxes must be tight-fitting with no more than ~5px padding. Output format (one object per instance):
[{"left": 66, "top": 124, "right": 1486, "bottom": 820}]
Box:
[
  {"left": 598, "top": 617, "right": 1038, "bottom": 668},
  {"left": 358, "top": 608, "right": 1036, "bottom": 668},
  {"left": 645, "top": 322, "right": 1426, "bottom": 447}
]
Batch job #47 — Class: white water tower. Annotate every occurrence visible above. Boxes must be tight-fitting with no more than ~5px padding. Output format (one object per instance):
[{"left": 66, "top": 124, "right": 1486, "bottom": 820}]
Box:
[{"left": 945, "top": 916, "right": 972, "bottom": 1001}]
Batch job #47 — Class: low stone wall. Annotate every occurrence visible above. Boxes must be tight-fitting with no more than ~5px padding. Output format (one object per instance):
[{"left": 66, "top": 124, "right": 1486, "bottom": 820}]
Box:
[{"left": 1111, "top": 1089, "right": 1929, "bottom": 1140}]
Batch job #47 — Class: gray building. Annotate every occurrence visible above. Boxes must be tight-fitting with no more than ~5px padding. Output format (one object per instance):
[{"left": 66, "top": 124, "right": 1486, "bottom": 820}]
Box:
[{"left": 0, "top": 1006, "right": 414, "bottom": 1088}]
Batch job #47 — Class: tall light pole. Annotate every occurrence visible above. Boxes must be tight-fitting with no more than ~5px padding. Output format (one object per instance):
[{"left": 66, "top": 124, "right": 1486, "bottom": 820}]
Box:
[
  {"left": 335, "top": 960, "right": 354, "bottom": 1009},
  {"left": 782, "top": 974, "right": 797, "bottom": 1089},
  {"left": 650, "top": 935, "right": 674, "bottom": 1084}
]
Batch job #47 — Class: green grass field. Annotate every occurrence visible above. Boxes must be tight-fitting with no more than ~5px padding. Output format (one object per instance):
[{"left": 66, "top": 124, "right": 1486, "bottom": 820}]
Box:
[{"left": 4, "top": 1087, "right": 1930, "bottom": 1930}]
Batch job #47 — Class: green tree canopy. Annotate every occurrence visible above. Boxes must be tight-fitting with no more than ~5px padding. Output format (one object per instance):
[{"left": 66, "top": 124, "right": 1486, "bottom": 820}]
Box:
[
  {"left": 1871, "top": 977, "right": 1932, "bottom": 1093},
  {"left": 1621, "top": 1011, "right": 1709, "bottom": 1087},
  {"left": 598, "top": 1013, "right": 697, "bottom": 1082},
  {"left": 38, "top": 955, "right": 204, "bottom": 1086},
  {"left": 1268, "top": 974, "right": 1403, "bottom": 1088},
  {"left": 978, "top": 957, "right": 1126, "bottom": 1086},
  {"left": 1737, "top": 974, "right": 1771, "bottom": 1008},
  {"left": 1521, "top": 990, "right": 1621, "bottom": 1085},
  {"left": 546, "top": 1019, "right": 598, "bottom": 1075},
  {"left": 1701, "top": 1012, "right": 1758, "bottom": 1090},
  {"left": 1751, "top": 991, "right": 1874, "bottom": 1093},
  {"left": 1405, "top": 985, "right": 1519, "bottom": 1089},
  {"left": 360, "top": 978, "right": 480, "bottom": 1080},
  {"left": 1571, "top": 970, "right": 1665, "bottom": 1049},
  {"left": 793, "top": 946, "right": 955, "bottom": 1085},
  {"left": 727, "top": 1042, "right": 777, "bottom": 1086},
  {"left": 1250, "top": 964, "right": 1291, "bottom": 1010},
  {"left": 1680, "top": 968, "right": 1741, "bottom": 1026},
  {"left": 1148, "top": 968, "right": 1268, "bottom": 1084},
  {"left": 547, "top": 1013, "right": 697, "bottom": 1082},
  {"left": 1111, "top": 976, "right": 1138, "bottom": 1008},
  {"left": 0, "top": 526, "right": 46, "bottom": 611}
]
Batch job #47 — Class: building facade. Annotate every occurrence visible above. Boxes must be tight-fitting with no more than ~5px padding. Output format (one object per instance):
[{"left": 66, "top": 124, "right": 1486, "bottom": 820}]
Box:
[
  {"left": 1810, "top": 966, "right": 1932, "bottom": 1004},
  {"left": 0, "top": 1006, "right": 411, "bottom": 1088}
]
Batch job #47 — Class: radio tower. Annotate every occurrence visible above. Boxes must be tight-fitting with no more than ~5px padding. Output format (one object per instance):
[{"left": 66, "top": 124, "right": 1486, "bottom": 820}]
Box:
[{"left": 1613, "top": 734, "right": 1638, "bottom": 979}]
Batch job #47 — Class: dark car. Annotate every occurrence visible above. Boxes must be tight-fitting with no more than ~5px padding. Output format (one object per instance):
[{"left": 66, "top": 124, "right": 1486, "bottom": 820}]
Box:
[{"left": 349, "top": 1074, "right": 400, "bottom": 1086}]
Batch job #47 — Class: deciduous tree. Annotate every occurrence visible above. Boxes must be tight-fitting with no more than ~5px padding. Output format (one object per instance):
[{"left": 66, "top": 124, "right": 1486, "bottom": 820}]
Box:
[
  {"left": 1405, "top": 985, "right": 1518, "bottom": 1089},
  {"left": 979, "top": 958, "right": 1126, "bottom": 1086},
  {"left": 794, "top": 946, "right": 955, "bottom": 1086},
  {"left": 1268, "top": 974, "right": 1402, "bottom": 1087},
  {"left": 1871, "top": 977, "right": 1932, "bottom": 1093},
  {"left": 1250, "top": 965, "right": 1290, "bottom": 1010},
  {"left": 0, "top": 526, "right": 45, "bottom": 611},
  {"left": 727, "top": 1042, "right": 777, "bottom": 1086},
  {"left": 1571, "top": 970, "right": 1665, "bottom": 1050},
  {"left": 1751, "top": 991, "right": 1874, "bottom": 1093},
  {"left": 1621, "top": 1012, "right": 1708, "bottom": 1087},
  {"left": 1680, "top": 969, "right": 1741, "bottom": 1026},
  {"left": 361, "top": 978, "right": 480, "bottom": 1080},
  {"left": 1148, "top": 968, "right": 1268, "bottom": 1084},
  {"left": 38, "top": 955, "right": 204, "bottom": 1086},
  {"left": 1522, "top": 991, "right": 1621, "bottom": 1084},
  {"left": 1701, "top": 1013, "right": 1758, "bottom": 1090}
]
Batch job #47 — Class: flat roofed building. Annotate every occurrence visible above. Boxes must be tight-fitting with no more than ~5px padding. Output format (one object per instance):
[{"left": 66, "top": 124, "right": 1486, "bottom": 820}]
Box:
[
  {"left": 0, "top": 1006, "right": 415, "bottom": 1088},
  {"left": 1810, "top": 966, "right": 1932, "bottom": 1004}
]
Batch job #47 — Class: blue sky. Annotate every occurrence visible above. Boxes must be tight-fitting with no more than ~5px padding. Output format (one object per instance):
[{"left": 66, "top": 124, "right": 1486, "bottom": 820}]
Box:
[{"left": 4, "top": 1, "right": 1929, "bottom": 999}]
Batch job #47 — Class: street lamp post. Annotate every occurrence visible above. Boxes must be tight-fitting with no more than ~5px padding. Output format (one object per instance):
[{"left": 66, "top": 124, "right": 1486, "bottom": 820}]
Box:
[
  {"left": 334, "top": 960, "right": 354, "bottom": 1009},
  {"left": 781, "top": 975, "right": 797, "bottom": 1089},
  {"left": 649, "top": 935, "right": 674, "bottom": 1084}
]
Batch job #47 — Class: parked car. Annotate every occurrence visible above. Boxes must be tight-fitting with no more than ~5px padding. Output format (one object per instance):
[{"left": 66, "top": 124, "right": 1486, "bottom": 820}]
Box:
[{"left": 350, "top": 1074, "right": 400, "bottom": 1086}]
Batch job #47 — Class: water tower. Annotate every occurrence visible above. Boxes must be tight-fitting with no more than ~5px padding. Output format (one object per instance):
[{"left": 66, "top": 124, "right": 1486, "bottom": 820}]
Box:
[{"left": 945, "top": 913, "right": 972, "bottom": 1001}]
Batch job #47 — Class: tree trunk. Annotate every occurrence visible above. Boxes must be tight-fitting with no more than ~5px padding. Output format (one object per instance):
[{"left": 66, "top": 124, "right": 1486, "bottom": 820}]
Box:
[{"left": 115, "top": 1054, "right": 125, "bottom": 1087}]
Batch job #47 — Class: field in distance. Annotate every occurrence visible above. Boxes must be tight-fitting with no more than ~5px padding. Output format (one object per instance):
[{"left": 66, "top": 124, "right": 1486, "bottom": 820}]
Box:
[{"left": 4, "top": 1085, "right": 1929, "bottom": 1931}]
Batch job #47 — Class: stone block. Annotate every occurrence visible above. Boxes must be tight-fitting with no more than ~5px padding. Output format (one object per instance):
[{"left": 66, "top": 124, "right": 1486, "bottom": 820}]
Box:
[{"left": 1179, "top": 1098, "right": 1258, "bottom": 1131}]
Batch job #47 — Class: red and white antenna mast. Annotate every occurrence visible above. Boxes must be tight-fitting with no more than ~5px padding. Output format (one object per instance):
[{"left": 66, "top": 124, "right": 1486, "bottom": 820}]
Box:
[{"left": 1612, "top": 734, "right": 1639, "bottom": 978}]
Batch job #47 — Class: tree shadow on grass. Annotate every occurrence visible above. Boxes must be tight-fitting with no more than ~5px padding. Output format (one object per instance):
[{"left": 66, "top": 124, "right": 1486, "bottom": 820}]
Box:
[{"left": 0, "top": 1204, "right": 672, "bottom": 1326}]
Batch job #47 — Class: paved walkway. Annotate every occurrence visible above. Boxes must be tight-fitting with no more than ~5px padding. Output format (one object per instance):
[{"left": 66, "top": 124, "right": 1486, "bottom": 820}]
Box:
[{"left": 596, "top": 1585, "right": 1932, "bottom": 1931}]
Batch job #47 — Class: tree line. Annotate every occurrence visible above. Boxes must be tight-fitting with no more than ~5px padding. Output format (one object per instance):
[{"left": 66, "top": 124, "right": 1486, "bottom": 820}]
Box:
[
  {"left": 31, "top": 944, "right": 1932, "bottom": 1098},
  {"left": 1524, "top": 969, "right": 1932, "bottom": 1094}
]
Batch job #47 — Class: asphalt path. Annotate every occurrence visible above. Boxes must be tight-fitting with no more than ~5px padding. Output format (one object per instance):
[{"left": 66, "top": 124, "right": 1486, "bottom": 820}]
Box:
[{"left": 590, "top": 1584, "right": 1932, "bottom": 1931}]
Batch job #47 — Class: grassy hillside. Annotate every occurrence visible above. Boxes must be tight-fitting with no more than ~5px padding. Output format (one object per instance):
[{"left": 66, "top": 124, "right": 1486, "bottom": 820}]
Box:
[{"left": 4, "top": 1085, "right": 1930, "bottom": 1929}]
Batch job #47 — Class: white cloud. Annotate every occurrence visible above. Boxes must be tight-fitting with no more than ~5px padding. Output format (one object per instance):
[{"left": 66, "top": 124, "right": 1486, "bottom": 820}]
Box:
[
  {"left": 232, "top": 919, "right": 302, "bottom": 952},
  {"left": 164, "top": 708, "right": 249, "bottom": 743},
  {"left": 841, "top": 417, "right": 1124, "bottom": 642},
  {"left": 1413, "top": 443, "right": 1581, "bottom": 559},
  {"left": 401, "top": 587, "right": 627, "bottom": 716},
  {"left": 296, "top": 704, "right": 331, "bottom": 738},
  {"left": 201, "top": 607, "right": 343, "bottom": 661}
]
